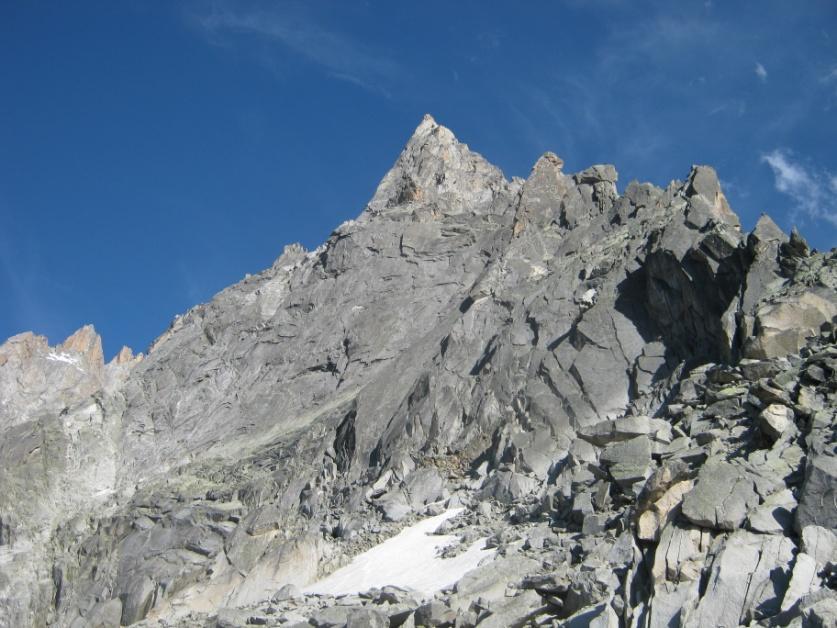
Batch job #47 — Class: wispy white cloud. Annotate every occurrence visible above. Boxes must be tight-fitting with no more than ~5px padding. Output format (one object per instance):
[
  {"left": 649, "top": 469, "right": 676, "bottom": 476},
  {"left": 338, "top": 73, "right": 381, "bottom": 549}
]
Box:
[
  {"left": 755, "top": 62, "right": 768, "bottom": 82},
  {"left": 192, "top": 3, "right": 398, "bottom": 96},
  {"left": 720, "top": 178, "right": 750, "bottom": 199},
  {"left": 597, "top": 13, "right": 723, "bottom": 73},
  {"left": 708, "top": 99, "right": 747, "bottom": 117},
  {"left": 761, "top": 149, "right": 837, "bottom": 226},
  {"left": 507, "top": 78, "right": 606, "bottom": 165},
  {"left": 820, "top": 66, "right": 837, "bottom": 108}
]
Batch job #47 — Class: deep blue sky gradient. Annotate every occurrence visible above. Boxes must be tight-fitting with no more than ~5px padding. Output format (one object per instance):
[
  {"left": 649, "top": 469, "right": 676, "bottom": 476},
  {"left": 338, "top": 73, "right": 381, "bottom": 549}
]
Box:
[{"left": 2, "top": 0, "right": 836, "bottom": 357}]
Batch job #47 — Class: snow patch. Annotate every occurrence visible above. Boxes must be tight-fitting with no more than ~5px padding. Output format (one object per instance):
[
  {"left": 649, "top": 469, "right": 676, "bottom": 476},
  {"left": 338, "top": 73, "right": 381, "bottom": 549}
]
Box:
[
  {"left": 304, "top": 509, "right": 495, "bottom": 597},
  {"left": 529, "top": 264, "right": 548, "bottom": 280},
  {"left": 576, "top": 288, "right": 598, "bottom": 307}
]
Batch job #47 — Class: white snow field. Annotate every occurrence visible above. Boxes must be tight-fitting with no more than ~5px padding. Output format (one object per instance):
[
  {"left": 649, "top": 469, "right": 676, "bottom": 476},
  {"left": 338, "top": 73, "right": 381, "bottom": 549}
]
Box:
[{"left": 304, "top": 508, "right": 496, "bottom": 597}]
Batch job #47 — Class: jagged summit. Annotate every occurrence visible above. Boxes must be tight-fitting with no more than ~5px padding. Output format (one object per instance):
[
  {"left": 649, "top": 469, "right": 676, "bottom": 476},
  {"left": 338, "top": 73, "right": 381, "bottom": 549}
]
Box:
[
  {"left": 367, "top": 115, "right": 508, "bottom": 217},
  {"left": 0, "top": 119, "right": 835, "bottom": 627},
  {"left": 530, "top": 151, "right": 565, "bottom": 174}
]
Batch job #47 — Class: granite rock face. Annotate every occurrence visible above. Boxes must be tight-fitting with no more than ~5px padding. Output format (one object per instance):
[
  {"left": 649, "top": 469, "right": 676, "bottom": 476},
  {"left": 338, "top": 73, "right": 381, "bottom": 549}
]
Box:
[{"left": 1, "top": 116, "right": 835, "bottom": 627}]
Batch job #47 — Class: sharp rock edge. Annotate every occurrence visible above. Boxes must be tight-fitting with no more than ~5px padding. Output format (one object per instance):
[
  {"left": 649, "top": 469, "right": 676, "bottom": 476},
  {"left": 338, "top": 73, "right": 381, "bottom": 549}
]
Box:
[{"left": 1, "top": 116, "right": 836, "bottom": 627}]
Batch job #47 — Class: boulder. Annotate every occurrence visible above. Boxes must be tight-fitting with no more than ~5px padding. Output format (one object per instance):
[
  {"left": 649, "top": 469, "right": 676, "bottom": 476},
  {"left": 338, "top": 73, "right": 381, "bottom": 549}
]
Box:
[
  {"left": 310, "top": 605, "right": 352, "bottom": 627},
  {"left": 637, "top": 480, "right": 693, "bottom": 542},
  {"left": 74, "top": 599, "right": 122, "bottom": 628},
  {"left": 690, "top": 530, "right": 795, "bottom": 626},
  {"left": 600, "top": 436, "right": 653, "bottom": 490},
  {"left": 563, "top": 601, "right": 619, "bottom": 628},
  {"left": 577, "top": 416, "right": 660, "bottom": 446},
  {"left": 479, "top": 470, "right": 538, "bottom": 504},
  {"left": 647, "top": 580, "right": 700, "bottom": 628},
  {"left": 414, "top": 600, "right": 456, "bottom": 627},
  {"left": 747, "top": 488, "right": 797, "bottom": 534},
  {"left": 801, "top": 525, "right": 837, "bottom": 571},
  {"left": 759, "top": 403, "right": 795, "bottom": 442},
  {"left": 475, "top": 589, "right": 545, "bottom": 628},
  {"left": 745, "top": 292, "right": 837, "bottom": 359},
  {"left": 796, "top": 453, "right": 837, "bottom": 531},
  {"left": 378, "top": 490, "right": 412, "bottom": 522},
  {"left": 681, "top": 460, "right": 759, "bottom": 530},
  {"left": 118, "top": 576, "right": 157, "bottom": 625},
  {"left": 346, "top": 607, "right": 390, "bottom": 628},
  {"left": 651, "top": 522, "right": 711, "bottom": 585},
  {"left": 781, "top": 552, "right": 821, "bottom": 612},
  {"left": 404, "top": 468, "right": 445, "bottom": 509}
]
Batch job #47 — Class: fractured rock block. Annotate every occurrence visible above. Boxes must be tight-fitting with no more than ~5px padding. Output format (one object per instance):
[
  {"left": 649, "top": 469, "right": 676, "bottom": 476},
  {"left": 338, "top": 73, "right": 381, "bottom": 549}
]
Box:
[{"left": 681, "top": 460, "right": 759, "bottom": 530}]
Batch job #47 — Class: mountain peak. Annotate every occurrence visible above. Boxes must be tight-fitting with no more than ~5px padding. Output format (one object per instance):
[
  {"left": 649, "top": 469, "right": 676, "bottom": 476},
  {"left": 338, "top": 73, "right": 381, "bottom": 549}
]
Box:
[
  {"left": 403, "top": 113, "right": 458, "bottom": 153},
  {"left": 414, "top": 112, "right": 438, "bottom": 134},
  {"left": 366, "top": 115, "right": 507, "bottom": 216},
  {"left": 2, "top": 118, "right": 836, "bottom": 628}
]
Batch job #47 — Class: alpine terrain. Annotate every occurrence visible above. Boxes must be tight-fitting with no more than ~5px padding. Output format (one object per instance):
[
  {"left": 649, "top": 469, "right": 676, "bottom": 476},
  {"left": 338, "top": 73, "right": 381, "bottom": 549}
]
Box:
[{"left": 1, "top": 115, "right": 835, "bottom": 627}]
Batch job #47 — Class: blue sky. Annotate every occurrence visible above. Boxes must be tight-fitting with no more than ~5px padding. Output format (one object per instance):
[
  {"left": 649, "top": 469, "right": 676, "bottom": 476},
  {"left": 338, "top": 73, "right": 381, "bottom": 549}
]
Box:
[{"left": 2, "top": 0, "right": 836, "bottom": 358}]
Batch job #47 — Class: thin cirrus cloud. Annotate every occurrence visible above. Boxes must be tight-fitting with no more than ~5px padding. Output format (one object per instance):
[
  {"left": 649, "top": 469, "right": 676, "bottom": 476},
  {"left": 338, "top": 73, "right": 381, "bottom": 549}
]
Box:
[
  {"left": 761, "top": 149, "right": 837, "bottom": 227},
  {"left": 193, "top": 5, "right": 399, "bottom": 96},
  {"left": 755, "top": 62, "right": 768, "bottom": 82}
]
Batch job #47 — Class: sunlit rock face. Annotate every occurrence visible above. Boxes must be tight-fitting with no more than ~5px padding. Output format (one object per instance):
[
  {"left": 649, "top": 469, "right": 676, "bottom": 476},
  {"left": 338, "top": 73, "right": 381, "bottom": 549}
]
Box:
[{"left": 1, "top": 116, "right": 835, "bottom": 627}]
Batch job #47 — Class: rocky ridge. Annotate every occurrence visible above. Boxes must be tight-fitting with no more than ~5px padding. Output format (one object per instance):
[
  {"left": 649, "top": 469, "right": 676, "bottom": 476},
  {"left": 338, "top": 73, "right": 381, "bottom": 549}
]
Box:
[{"left": 0, "top": 115, "right": 835, "bottom": 627}]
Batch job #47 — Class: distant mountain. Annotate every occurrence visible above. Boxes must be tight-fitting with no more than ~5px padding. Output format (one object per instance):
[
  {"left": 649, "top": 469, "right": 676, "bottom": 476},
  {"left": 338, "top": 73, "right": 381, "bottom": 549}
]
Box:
[{"left": 1, "top": 115, "right": 835, "bottom": 627}]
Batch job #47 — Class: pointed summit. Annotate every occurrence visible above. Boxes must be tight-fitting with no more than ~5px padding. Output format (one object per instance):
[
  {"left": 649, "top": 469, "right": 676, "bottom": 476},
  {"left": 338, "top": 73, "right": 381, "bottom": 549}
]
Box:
[
  {"left": 399, "top": 113, "right": 458, "bottom": 156},
  {"left": 414, "top": 113, "right": 438, "bottom": 134},
  {"left": 367, "top": 115, "right": 508, "bottom": 216},
  {"left": 60, "top": 324, "right": 104, "bottom": 368}
]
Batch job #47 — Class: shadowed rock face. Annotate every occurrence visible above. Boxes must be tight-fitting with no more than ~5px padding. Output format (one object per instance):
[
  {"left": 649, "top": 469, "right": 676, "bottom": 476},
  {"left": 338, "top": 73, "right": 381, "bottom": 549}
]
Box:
[{"left": 1, "top": 116, "right": 835, "bottom": 627}]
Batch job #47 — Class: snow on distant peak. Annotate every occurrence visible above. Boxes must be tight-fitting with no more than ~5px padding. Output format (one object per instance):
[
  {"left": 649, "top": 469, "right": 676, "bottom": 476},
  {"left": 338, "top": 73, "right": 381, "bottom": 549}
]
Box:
[
  {"left": 46, "top": 351, "right": 86, "bottom": 373},
  {"left": 46, "top": 351, "right": 80, "bottom": 366}
]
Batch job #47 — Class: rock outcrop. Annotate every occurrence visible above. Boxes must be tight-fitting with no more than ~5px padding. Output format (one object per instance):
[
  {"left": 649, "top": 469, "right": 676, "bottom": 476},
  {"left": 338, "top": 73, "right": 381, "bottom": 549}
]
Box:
[{"left": 0, "top": 116, "right": 834, "bottom": 627}]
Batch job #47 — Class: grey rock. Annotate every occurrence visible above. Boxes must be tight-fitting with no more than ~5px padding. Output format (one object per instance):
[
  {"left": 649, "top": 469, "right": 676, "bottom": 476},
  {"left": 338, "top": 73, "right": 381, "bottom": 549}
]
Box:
[
  {"left": 600, "top": 435, "right": 652, "bottom": 465},
  {"left": 72, "top": 599, "right": 122, "bottom": 628},
  {"left": 271, "top": 583, "right": 301, "bottom": 602},
  {"left": 647, "top": 580, "right": 699, "bottom": 628},
  {"left": 747, "top": 488, "right": 797, "bottom": 534},
  {"left": 759, "top": 403, "right": 795, "bottom": 442},
  {"left": 404, "top": 468, "right": 445, "bottom": 509},
  {"left": 479, "top": 470, "right": 538, "bottom": 504},
  {"left": 414, "top": 600, "right": 455, "bottom": 627},
  {"left": 681, "top": 460, "right": 759, "bottom": 530},
  {"left": 802, "top": 593, "right": 837, "bottom": 627},
  {"left": 451, "top": 554, "right": 540, "bottom": 613},
  {"left": 475, "top": 589, "right": 544, "bottom": 628},
  {"left": 563, "top": 601, "right": 619, "bottom": 628},
  {"left": 310, "top": 605, "right": 352, "bottom": 627},
  {"left": 378, "top": 490, "right": 412, "bottom": 522},
  {"left": 577, "top": 415, "right": 660, "bottom": 446},
  {"left": 650, "top": 522, "right": 712, "bottom": 585},
  {"left": 796, "top": 452, "right": 837, "bottom": 531},
  {"left": 581, "top": 514, "right": 608, "bottom": 535},
  {"left": 801, "top": 525, "right": 837, "bottom": 571},
  {"left": 689, "top": 530, "right": 795, "bottom": 626},
  {"left": 346, "top": 607, "right": 390, "bottom": 628},
  {"left": 119, "top": 576, "right": 157, "bottom": 625},
  {"left": 739, "top": 357, "right": 783, "bottom": 381},
  {"left": 745, "top": 291, "right": 837, "bottom": 359},
  {"left": 781, "top": 552, "right": 821, "bottom": 613}
]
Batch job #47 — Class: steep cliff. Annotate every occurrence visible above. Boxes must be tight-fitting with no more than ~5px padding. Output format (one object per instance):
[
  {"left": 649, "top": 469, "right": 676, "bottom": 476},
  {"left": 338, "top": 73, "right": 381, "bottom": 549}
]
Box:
[{"left": 1, "top": 116, "right": 834, "bottom": 627}]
